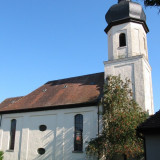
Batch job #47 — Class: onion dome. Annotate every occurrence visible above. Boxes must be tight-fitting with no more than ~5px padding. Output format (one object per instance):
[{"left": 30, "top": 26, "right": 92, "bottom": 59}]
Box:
[{"left": 105, "top": 0, "right": 149, "bottom": 33}]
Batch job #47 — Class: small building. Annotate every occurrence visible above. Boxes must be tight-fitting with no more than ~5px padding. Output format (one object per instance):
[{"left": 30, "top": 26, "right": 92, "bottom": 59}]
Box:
[{"left": 137, "top": 110, "right": 160, "bottom": 160}]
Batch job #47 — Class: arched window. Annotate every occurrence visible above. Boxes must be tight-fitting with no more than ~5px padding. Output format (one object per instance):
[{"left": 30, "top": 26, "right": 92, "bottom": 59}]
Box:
[
  {"left": 9, "top": 119, "right": 16, "bottom": 150},
  {"left": 119, "top": 33, "right": 126, "bottom": 47},
  {"left": 74, "top": 114, "right": 83, "bottom": 151}
]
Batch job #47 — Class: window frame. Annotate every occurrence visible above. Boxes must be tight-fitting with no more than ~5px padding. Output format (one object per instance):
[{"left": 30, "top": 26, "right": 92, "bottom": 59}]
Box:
[
  {"left": 74, "top": 114, "right": 83, "bottom": 152},
  {"left": 9, "top": 119, "right": 17, "bottom": 151},
  {"left": 119, "top": 33, "right": 126, "bottom": 47}
]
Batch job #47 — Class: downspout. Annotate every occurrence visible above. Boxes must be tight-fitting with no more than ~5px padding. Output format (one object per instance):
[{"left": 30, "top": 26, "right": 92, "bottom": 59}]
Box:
[
  {"left": 97, "top": 98, "right": 103, "bottom": 160},
  {"left": 97, "top": 102, "right": 100, "bottom": 160},
  {"left": 97, "top": 92, "right": 103, "bottom": 136},
  {"left": 0, "top": 115, "right": 2, "bottom": 127},
  {"left": 98, "top": 103, "right": 100, "bottom": 136},
  {"left": 97, "top": 89, "right": 103, "bottom": 160}
]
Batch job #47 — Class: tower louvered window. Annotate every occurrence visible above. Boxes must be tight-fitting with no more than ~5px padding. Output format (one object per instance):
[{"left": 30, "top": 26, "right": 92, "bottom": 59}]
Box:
[{"left": 119, "top": 33, "right": 126, "bottom": 47}]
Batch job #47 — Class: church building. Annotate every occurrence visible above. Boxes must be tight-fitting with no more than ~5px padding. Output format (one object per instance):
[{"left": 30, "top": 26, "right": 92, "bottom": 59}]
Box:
[{"left": 0, "top": 0, "right": 154, "bottom": 159}]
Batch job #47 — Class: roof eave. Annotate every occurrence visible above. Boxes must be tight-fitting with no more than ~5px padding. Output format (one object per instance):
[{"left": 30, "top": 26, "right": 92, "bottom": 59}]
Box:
[
  {"left": 137, "top": 127, "right": 160, "bottom": 135},
  {"left": 104, "top": 18, "right": 149, "bottom": 34},
  {"left": 0, "top": 101, "right": 99, "bottom": 115}
]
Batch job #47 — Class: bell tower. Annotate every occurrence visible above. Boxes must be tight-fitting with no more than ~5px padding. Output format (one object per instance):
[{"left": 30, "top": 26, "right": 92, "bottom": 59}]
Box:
[{"left": 104, "top": 0, "right": 154, "bottom": 114}]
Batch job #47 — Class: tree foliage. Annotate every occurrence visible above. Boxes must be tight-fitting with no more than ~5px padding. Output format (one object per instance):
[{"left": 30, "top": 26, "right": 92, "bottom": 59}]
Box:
[
  {"left": 86, "top": 76, "right": 148, "bottom": 160},
  {"left": 144, "top": 0, "right": 160, "bottom": 6},
  {"left": 0, "top": 151, "right": 3, "bottom": 160}
]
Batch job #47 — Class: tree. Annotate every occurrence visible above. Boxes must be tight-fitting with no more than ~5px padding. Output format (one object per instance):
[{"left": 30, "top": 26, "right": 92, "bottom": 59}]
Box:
[
  {"left": 0, "top": 151, "right": 3, "bottom": 160},
  {"left": 144, "top": 0, "right": 160, "bottom": 6},
  {"left": 86, "top": 76, "right": 148, "bottom": 160}
]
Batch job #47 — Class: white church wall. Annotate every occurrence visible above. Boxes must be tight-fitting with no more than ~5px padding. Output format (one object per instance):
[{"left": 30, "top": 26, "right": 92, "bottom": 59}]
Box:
[
  {"left": 130, "top": 23, "right": 148, "bottom": 59},
  {"left": 142, "top": 58, "right": 154, "bottom": 114},
  {"left": 107, "top": 22, "right": 148, "bottom": 61},
  {"left": 107, "top": 23, "right": 129, "bottom": 60},
  {"left": 0, "top": 106, "right": 98, "bottom": 160},
  {"left": 104, "top": 55, "right": 154, "bottom": 114},
  {"left": 0, "top": 116, "right": 23, "bottom": 160},
  {"left": 27, "top": 114, "right": 56, "bottom": 160}
]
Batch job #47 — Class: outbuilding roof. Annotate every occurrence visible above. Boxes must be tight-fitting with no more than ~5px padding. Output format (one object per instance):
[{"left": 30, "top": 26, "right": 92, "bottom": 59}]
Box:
[
  {"left": 0, "top": 72, "right": 104, "bottom": 114},
  {"left": 137, "top": 110, "right": 160, "bottom": 134}
]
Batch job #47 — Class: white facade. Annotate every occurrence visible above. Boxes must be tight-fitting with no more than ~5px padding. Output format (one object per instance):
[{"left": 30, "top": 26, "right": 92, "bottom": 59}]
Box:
[
  {"left": 105, "top": 21, "right": 154, "bottom": 114},
  {"left": 107, "top": 22, "right": 148, "bottom": 61},
  {"left": 0, "top": 106, "right": 98, "bottom": 160}
]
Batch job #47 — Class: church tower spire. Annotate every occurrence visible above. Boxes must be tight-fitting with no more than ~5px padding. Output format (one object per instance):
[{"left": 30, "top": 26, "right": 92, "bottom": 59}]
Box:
[{"left": 104, "top": 0, "right": 154, "bottom": 114}]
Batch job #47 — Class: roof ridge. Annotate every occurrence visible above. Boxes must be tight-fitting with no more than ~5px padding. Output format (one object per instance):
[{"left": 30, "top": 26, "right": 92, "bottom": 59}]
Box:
[
  {"left": 45, "top": 72, "right": 104, "bottom": 84},
  {"left": 5, "top": 96, "right": 23, "bottom": 100}
]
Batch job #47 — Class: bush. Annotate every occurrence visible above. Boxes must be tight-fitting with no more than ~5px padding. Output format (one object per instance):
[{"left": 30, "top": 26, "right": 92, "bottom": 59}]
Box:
[{"left": 0, "top": 151, "right": 3, "bottom": 160}]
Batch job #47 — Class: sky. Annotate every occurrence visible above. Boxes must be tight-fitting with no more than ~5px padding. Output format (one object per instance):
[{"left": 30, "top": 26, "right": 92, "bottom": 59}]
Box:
[{"left": 0, "top": 0, "right": 160, "bottom": 112}]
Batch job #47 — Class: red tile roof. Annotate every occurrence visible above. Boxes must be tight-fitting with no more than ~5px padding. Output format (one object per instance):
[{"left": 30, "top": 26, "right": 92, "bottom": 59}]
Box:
[
  {"left": 0, "top": 97, "right": 23, "bottom": 109},
  {"left": 0, "top": 72, "right": 104, "bottom": 113}
]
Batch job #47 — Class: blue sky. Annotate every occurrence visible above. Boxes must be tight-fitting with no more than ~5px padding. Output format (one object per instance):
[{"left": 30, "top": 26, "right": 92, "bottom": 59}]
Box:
[{"left": 0, "top": 0, "right": 160, "bottom": 112}]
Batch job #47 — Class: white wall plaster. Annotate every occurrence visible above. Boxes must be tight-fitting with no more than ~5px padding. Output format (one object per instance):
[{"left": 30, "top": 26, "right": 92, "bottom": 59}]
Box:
[{"left": 0, "top": 106, "right": 98, "bottom": 160}]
